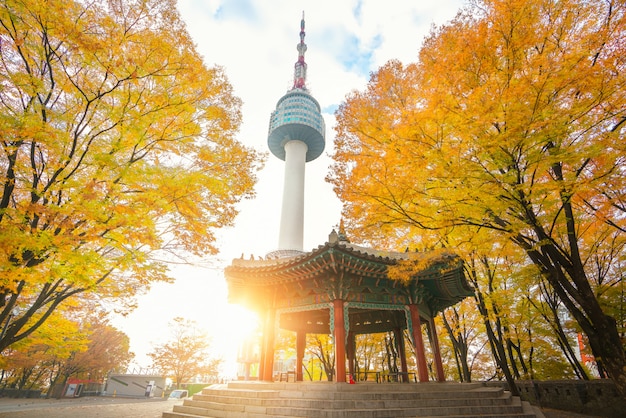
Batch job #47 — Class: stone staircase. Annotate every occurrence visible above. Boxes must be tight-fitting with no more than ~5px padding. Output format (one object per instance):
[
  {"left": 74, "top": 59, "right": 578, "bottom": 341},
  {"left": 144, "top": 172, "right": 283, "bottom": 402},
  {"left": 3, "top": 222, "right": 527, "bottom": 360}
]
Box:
[{"left": 162, "top": 381, "right": 544, "bottom": 418}]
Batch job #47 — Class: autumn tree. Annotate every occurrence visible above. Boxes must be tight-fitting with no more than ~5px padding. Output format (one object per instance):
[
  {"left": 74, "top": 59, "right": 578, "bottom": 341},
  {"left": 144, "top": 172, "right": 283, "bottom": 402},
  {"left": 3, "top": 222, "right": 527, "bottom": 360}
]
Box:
[
  {"left": 58, "top": 318, "right": 133, "bottom": 383},
  {"left": 440, "top": 299, "right": 486, "bottom": 382},
  {"left": 353, "top": 333, "right": 388, "bottom": 381},
  {"left": 1, "top": 309, "right": 89, "bottom": 393},
  {"left": 526, "top": 276, "right": 590, "bottom": 380},
  {"left": 0, "top": 0, "right": 263, "bottom": 351},
  {"left": 148, "top": 317, "right": 221, "bottom": 388},
  {"left": 353, "top": 331, "right": 416, "bottom": 381},
  {"left": 1, "top": 310, "right": 132, "bottom": 397},
  {"left": 330, "top": 0, "right": 626, "bottom": 395},
  {"left": 306, "top": 334, "right": 335, "bottom": 381}
]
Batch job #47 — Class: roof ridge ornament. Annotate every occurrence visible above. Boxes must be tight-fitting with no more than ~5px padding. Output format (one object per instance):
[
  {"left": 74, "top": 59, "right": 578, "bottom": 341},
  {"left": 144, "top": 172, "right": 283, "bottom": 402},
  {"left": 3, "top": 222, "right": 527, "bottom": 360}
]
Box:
[{"left": 328, "top": 228, "right": 338, "bottom": 244}]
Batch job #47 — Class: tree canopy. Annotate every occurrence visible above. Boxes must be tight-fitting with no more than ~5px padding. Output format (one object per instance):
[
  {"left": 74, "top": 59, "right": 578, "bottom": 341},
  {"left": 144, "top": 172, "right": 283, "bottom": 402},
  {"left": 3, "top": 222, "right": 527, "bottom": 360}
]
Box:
[
  {"left": 0, "top": 311, "right": 131, "bottom": 397},
  {"left": 330, "top": 0, "right": 625, "bottom": 394},
  {"left": 0, "top": 0, "right": 263, "bottom": 351},
  {"left": 148, "top": 317, "right": 220, "bottom": 388}
]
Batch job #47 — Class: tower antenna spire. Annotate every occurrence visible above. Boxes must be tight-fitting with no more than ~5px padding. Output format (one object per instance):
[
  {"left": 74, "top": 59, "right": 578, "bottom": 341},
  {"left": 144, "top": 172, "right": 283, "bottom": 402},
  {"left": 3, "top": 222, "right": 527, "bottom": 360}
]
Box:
[{"left": 293, "top": 11, "right": 307, "bottom": 90}]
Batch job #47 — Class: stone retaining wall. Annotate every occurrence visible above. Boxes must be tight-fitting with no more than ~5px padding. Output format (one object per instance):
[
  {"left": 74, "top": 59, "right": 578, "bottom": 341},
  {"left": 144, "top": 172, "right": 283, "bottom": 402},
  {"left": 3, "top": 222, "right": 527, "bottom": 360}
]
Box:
[
  {"left": 0, "top": 388, "right": 42, "bottom": 398},
  {"left": 486, "top": 380, "right": 624, "bottom": 417}
]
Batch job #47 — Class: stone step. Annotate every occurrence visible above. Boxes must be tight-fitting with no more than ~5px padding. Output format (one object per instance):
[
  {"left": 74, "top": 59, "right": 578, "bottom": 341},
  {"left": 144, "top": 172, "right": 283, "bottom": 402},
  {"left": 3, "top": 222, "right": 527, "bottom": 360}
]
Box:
[
  {"left": 264, "top": 408, "right": 538, "bottom": 418},
  {"left": 419, "top": 400, "right": 541, "bottom": 418},
  {"left": 163, "top": 411, "right": 269, "bottom": 418},
  {"left": 263, "top": 398, "right": 530, "bottom": 417},
  {"left": 162, "top": 382, "right": 542, "bottom": 418},
  {"left": 163, "top": 407, "right": 536, "bottom": 417},
  {"left": 163, "top": 406, "right": 271, "bottom": 418},
  {"left": 164, "top": 408, "right": 538, "bottom": 418},
  {"left": 196, "top": 387, "right": 507, "bottom": 402},
  {"left": 189, "top": 392, "right": 515, "bottom": 409},
  {"left": 226, "top": 381, "right": 487, "bottom": 392}
]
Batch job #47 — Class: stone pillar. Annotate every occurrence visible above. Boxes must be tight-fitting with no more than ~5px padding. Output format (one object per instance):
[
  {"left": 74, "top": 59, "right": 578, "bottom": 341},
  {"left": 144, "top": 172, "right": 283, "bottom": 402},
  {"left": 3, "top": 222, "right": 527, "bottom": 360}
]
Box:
[
  {"left": 333, "top": 300, "right": 346, "bottom": 383},
  {"left": 427, "top": 317, "right": 446, "bottom": 382},
  {"left": 296, "top": 330, "right": 306, "bottom": 381},
  {"left": 394, "top": 327, "right": 409, "bottom": 382},
  {"left": 261, "top": 308, "right": 276, "bottom": 382},
  {"left": 409, "top": 304, "right": 429, "bottom": 382}
]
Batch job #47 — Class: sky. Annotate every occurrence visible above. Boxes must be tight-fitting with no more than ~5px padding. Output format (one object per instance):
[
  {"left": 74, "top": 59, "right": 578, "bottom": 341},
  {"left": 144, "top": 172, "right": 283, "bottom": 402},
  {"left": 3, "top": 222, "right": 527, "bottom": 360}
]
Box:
[{"left": 110, "top": 0, "right": 465, "bottom": 377}]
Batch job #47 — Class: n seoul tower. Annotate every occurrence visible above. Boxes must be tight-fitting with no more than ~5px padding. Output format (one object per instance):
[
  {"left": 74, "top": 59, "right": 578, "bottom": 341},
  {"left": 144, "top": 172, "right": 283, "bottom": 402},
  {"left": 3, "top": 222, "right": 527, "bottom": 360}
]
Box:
[{"left": 268, "top": 12, "right": 325, "bottom": 257}]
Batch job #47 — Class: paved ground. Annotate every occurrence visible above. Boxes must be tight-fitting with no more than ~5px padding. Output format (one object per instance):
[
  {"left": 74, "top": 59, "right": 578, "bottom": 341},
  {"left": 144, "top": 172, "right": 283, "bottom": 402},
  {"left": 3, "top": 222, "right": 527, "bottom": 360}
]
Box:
[
  {"left": 0, "top": 396, "right": 182, "bottom": 418},
  {"left": 0, "top": 396, "right": 606, "bottom": 417}
]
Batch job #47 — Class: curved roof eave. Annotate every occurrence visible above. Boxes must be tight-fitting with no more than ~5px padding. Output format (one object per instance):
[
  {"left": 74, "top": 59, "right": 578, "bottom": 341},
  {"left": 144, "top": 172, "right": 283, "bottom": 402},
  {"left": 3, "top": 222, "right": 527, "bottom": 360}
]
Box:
[{"left": 225, "top": 240, "right": 474, "bottom": 304}]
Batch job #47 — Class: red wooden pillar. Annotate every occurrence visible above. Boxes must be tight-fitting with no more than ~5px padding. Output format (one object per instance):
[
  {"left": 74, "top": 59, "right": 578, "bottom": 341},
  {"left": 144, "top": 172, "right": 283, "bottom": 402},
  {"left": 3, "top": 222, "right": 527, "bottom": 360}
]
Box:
[
  {"left": 409, "top": 304, "right": 429, "bottom": 382},
  {"left": 347, "top": 331, "right": 356, "bottom": 381},
  {"left": 427, "top": 317, "right": 446, "bottom": 382},
  {"left": 394, "top": 327, "right": 408, "bottom": 382},
  {"left": 333, "top": 300, "right": 347, "bottom": 383},
  {"left": 296, "top": 330, "right": 306, "bottom": 381},
  {"left": 261, "top": 308, "right": 276, "bottom": 382}
]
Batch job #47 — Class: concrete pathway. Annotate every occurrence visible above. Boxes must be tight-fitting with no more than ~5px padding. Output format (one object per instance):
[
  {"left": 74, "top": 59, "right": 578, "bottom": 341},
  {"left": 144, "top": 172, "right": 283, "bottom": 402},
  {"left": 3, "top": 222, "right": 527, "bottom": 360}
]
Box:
[
  {"left": 0, "top": 396, "right": 605, "bottom": 417},
  {"left": 0, "top": 396, "right": 182, "bottom": 418}
]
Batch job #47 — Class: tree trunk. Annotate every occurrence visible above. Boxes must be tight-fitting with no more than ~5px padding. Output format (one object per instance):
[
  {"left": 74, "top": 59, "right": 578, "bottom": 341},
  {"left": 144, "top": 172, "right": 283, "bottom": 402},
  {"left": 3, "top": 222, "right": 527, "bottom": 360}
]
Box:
[
  {"left": 524, "top": 243, "right": 626, "bottom": 397},
  {"left": 528, "top": 290, "right": 589, "bottom": 380},
  {"left": 466, "top": 257, "right": 520, "bottom": 396},
  {"left": 515, "top": 165, "right": 626, "bottom": 396},
  {"left": 473, "top": 290, "right": 520, "bottom": 396},
  {"left": 442, "top": 310, "right": 472, "bottom": 382}
]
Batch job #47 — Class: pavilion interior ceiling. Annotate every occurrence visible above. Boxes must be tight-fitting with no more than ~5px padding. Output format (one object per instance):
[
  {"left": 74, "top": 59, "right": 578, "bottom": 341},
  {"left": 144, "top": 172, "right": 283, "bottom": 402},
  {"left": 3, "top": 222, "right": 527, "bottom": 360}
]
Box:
[{"left": 279, "top": 308, "right": 408, "bottom": 335}]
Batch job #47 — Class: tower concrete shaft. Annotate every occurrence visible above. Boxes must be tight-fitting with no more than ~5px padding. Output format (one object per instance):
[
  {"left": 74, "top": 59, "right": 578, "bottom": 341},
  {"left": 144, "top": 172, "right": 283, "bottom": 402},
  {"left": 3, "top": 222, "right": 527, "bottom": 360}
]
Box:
[{"left": 278, "top": 140, "right": 307, "bottom": 251}]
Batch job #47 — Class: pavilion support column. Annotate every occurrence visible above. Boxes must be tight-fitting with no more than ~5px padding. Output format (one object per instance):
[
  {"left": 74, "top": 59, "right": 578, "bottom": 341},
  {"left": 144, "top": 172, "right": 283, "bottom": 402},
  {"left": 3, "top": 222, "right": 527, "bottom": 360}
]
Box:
[
  {"left": 409, "top": 304, "right": 429, "bottom": 382},
  {"left": 261, "top": 308, "right": 276, "bottom": 382},
  {"left": 258, "top": 313, "right": 266, "bottom": 381},
  {"left": 296, "top": 330, "right": 306, "bottom": 381},
  {"left": 347, "top": 331, "right": 356, "bottom": 381},
  {"left": 427, "top": 317, "right": 446, "bottom": 382},
  {"left": 333, "top": 299, "right": 347, "bottom": 383},
  {"left": 394, "top": 327, "right": 408, "bottom": 383},
  {"left": 258, "top": 352, "right": 265, "bottom": 381}
]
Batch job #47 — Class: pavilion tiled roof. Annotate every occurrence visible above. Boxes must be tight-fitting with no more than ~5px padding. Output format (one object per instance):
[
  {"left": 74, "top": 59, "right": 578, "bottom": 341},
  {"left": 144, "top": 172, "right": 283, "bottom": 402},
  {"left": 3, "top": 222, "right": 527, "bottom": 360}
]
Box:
[{"left": 225, "top": 231, "right": 474, "bottom": 316}]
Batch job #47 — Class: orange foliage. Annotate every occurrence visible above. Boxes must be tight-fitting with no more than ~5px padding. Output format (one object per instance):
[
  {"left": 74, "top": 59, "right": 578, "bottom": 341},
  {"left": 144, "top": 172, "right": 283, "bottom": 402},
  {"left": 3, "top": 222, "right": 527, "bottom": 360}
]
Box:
[
  {"left": 330, "top": 0, "right": 626, "bottom": 394},
  {"left": 0, "top": 0, "right": 264, "bottom": 351}
]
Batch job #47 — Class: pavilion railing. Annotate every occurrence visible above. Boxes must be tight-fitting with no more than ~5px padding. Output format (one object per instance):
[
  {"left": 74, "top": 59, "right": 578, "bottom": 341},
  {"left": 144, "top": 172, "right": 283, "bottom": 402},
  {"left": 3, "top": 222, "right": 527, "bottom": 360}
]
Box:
[{"left": 352, "top": 371, "right": 417, "bottom": 383}]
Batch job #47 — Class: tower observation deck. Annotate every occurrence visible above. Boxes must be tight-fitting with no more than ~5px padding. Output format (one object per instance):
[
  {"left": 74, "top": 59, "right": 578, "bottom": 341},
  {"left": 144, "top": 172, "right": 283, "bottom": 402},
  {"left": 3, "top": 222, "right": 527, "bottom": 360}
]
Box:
[{"left": 268, "top": 12, "right": 325, "bottom": 257}]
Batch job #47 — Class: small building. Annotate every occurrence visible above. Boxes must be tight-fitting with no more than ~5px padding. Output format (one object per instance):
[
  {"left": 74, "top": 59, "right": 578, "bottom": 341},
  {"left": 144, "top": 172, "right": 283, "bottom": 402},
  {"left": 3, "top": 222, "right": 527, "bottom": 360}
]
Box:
[{"left": 105, "top": 374, "right": 165, "bottom": 398}]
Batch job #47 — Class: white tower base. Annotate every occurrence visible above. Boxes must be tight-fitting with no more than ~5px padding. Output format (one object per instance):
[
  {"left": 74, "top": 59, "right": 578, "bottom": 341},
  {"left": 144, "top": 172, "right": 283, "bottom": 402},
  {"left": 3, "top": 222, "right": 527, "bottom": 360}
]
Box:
[{"left": 278, "top": 140, "right": 308, "bottom": 252}]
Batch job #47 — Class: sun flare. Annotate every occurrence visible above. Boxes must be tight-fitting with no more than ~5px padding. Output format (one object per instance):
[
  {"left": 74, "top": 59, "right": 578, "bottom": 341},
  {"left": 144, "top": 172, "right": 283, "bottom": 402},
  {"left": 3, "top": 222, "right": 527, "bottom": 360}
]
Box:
[
  {"left": 224, "top": 305, "right": 260, "bottom": 343},
  {"left": 208, "top": 304, "right": 260, "bottom": 377}
]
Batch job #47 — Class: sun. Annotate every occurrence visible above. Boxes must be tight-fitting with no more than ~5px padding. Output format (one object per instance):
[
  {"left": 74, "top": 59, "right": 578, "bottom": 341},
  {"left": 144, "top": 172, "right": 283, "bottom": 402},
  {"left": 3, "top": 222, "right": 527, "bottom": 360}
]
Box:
[
  {"left": 207, "top": 304, "right": 260, "bottom": 378},
  {"left": 224, "top": 304, "right": 260, "bottom": 342}
]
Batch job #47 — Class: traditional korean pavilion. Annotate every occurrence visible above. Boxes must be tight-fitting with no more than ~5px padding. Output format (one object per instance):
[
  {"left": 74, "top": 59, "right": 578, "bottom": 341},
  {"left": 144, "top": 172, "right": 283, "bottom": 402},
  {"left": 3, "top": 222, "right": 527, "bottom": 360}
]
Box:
[
  {"left": 224, "top": 14, "right": 473, "bottom": 384},
  {"left": 225, "top": 229, "right": 474, "bottom": 383}
]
